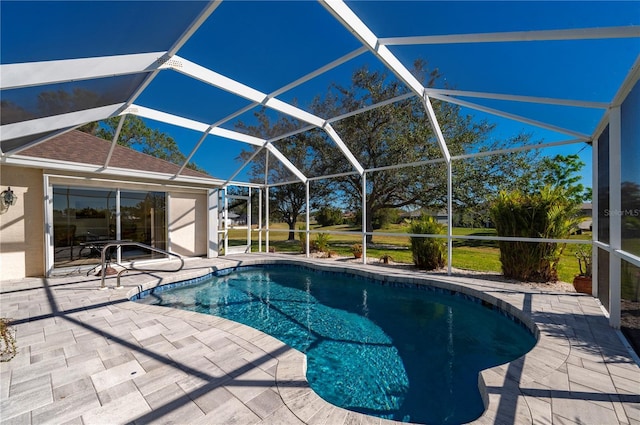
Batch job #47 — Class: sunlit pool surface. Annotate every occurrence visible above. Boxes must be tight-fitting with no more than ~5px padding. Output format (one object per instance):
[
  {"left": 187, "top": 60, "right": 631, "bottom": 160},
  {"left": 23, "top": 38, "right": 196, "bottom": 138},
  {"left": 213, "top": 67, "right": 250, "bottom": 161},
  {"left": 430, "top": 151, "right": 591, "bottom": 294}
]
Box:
[{"left": 135, "top": 266, "right": 536, "bottom": 424}]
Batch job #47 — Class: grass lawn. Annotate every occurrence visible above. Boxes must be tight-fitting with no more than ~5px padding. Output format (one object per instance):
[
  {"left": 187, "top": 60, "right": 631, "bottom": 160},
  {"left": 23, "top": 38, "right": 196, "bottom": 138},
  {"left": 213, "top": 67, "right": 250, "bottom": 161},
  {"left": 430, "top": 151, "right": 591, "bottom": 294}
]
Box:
[{"left": 228, "top": 222, "right": 589, "bottom": 284}]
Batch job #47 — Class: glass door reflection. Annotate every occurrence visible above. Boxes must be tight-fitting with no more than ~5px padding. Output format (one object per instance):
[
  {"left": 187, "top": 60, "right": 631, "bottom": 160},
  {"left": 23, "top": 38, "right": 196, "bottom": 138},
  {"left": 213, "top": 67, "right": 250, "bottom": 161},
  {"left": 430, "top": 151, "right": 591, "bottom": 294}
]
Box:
[{"left": 119, "top": 191, "right": 167, "bottom": 261}]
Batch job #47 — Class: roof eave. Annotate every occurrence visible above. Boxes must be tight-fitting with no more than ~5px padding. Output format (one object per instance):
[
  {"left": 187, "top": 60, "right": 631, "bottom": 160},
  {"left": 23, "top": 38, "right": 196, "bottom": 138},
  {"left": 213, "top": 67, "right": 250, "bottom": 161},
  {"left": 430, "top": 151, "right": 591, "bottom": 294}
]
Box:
[{"left": 2, "top": 155, "right": 225, "bottom": 187}]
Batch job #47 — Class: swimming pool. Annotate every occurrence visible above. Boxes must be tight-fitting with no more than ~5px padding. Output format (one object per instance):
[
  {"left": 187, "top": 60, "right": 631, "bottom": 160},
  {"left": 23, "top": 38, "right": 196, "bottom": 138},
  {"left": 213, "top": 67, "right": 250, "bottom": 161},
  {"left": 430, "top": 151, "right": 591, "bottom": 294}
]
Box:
[{"left": 134, "top": 265, "right": 536, "bottom": 424}]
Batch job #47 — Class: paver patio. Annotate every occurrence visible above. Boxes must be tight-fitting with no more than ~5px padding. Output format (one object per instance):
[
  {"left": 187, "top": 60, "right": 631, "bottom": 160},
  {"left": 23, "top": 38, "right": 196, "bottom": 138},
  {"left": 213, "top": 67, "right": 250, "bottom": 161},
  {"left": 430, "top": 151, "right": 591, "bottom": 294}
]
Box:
[{"left": 1, "top": 254, "right": 639, "bottom": 424}]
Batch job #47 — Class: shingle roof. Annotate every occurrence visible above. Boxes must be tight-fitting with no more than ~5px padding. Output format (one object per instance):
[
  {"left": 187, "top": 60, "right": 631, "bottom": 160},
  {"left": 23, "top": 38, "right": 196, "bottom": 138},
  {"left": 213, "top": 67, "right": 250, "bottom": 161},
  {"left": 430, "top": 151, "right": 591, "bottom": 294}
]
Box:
[{"left": 20, "top": 130, "right": 211, "bottom": 179}]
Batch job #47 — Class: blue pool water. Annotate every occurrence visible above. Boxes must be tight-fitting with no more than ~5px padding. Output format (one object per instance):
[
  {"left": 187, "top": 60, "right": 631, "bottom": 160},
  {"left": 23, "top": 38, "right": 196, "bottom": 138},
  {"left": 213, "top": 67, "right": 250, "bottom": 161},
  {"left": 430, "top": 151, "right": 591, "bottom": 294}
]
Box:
[{"left": 135, "top": 266, "right": 536, "bottom": 424}]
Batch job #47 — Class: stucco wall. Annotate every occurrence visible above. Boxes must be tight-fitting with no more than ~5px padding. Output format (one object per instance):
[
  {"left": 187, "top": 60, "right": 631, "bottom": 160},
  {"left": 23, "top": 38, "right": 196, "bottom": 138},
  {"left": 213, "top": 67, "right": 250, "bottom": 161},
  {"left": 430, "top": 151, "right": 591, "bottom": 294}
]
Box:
[
  {"left": 0, "top": 170, "right": 209, "bottom": 279},
  {"left": 0, "top": 166, "right": 45, "bottom": 279},
  {"left": 168, "top": 192, "right": 207, "bottom": 257}
]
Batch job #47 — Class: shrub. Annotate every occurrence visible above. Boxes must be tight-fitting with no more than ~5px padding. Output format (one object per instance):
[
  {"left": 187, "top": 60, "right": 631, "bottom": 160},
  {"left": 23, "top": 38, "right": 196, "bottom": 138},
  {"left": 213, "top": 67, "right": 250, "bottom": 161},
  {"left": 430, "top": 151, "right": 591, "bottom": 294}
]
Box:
[
  {"left": 0, "top": 317, "right": 16, "bottom": 362},
  {"left": 410, "top": 215, "right": 446, "bottom": 270},
  {"left": 575, "top": 246, "right": 592, "bottom": 277},
  {"left": 315, "top": 233, "right": 331, "bottom": 255},
  {"left": 490, "top": 185, "right": 580, "bottom": 282},
  {"left": 315, "top": 207, "right": 343, "bottom": 227}
]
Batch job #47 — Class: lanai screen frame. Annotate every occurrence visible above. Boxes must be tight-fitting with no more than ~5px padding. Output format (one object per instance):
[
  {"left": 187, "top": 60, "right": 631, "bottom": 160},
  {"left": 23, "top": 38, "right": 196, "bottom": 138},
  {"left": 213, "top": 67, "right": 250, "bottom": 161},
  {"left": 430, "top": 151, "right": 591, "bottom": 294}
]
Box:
[
  {"left": 2, "top": 1, "right": 637, "bottom": 181},
  {"left": 1, "top": 1, "right": 640, "bottom": 328}
]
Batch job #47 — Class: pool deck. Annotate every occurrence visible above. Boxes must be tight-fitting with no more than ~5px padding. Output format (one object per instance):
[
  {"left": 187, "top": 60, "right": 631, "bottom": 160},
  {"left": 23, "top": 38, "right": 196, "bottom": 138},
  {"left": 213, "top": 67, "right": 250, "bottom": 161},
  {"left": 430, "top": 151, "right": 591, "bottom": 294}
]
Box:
[{"left": 1, "top": 254, "right": 639, "bottom": 425}]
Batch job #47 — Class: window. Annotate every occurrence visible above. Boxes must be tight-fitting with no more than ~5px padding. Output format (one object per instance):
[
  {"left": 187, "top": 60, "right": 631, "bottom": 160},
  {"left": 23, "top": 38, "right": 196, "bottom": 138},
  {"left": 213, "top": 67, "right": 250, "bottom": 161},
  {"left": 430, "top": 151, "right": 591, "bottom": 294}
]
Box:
[
  {"left": 621, "top": 82, "right": 640, "bottom": 257},
  {"left": 598, "top": 126, "right": 610, "bottom": 244}
]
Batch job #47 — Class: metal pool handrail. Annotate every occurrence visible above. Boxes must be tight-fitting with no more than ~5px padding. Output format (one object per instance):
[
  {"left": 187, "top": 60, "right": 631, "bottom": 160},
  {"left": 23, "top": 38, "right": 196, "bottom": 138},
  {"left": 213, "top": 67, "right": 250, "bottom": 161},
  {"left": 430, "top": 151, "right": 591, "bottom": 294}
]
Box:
[{"left": 99, "top": 241, "right": 184, "bottom": 289}]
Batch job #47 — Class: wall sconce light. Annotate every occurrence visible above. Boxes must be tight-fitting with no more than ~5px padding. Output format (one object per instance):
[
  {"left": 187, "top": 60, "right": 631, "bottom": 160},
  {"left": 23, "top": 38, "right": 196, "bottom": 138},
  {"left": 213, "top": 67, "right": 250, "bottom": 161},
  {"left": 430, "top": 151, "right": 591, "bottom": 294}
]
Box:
[{"left": 0, "top": 187, "right": 17, "bottom": 209}]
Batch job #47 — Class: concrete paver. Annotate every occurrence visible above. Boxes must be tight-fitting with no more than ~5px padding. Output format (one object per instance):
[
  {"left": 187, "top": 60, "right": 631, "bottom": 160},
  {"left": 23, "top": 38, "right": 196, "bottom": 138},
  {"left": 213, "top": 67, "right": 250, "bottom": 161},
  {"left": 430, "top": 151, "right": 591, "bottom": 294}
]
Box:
[{"left": 1, "top": 254, "right": 638, "bottom": 424}]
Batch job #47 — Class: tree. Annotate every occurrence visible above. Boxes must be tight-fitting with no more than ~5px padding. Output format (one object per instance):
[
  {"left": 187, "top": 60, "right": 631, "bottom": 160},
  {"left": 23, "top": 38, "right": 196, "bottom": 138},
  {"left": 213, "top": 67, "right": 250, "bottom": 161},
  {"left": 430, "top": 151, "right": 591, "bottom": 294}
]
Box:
[
  {"left": 305, "top": 62, "right": 539, "bottom": 242},
  {"left": 1, "top": 100, "right": 30, "bottom": 126},
  {"left": 354, "top": 207, "right": 401, "bottom": 229},
  {"left": 236, "top": 61, "right": 540, "bottom": 242},
  {"left": 80, "top": 116, "right": 206, "bottom": 173},
  {"left": 235, "top": 112, "right": 332, "bottom": 240},
  {"left": 451, "top": 135, "right": 541, "bottom": 227},
  {"left": 534, "top": 154, "right": 589, "bottom": 204},
  {"left": 2, "top": 88, "right": 101, "bottom": 125},
  {"left": 315, "top": 206, "right": 343, "bottom": 227}
]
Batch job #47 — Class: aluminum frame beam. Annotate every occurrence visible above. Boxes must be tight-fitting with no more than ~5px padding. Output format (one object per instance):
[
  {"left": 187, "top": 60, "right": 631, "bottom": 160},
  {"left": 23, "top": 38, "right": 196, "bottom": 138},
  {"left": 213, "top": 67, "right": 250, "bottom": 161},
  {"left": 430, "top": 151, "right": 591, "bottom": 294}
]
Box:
[
  {"left": 1, "top": 127, "right": 76, "bottom": 156},
  {"left": 175, "top": 103, "right": 259, "bottom": 177},
  {"left": 166, "top": 56, "right": 326, "bottom": 127},
  {"left": 452, "top": 138, "right": 587, "bottom": 160},
  {"left": 1, "top": 103, "right": 125, "bottom": 144},
  {"left": 425, "top": 88, "right": 609, "bottom": 109},
  {"left": 323, "top": 123, "right": 364, "bottom": 175},
  {"left": 321, "top": 2, "right": 423, "bottom": 96},
  {"left": 379, "top": 26, "right": 640, "bottom": 46},
  {"left": 422, "top": 94, "right": 451, "bottom": 162},
  {"left": 124, "top": 105, "right": 265, "bottom": 146},
  {"left": 327, "top": 93, "right": 416, "bottom": 124},
  {"left": 609, "top": 106, "right": 622, "bottom": 328},
  {"left": 270, "top": 47, "right": 368, "bottom": 98},
  {"left": 265, "top": 143, "right": 308, "bottom": 183},
  {"left": 0, "top": 52, "right": 165, "bottom": 90},
  {"left": 1, "top": 2, "right": 223, "bottom": 154},
  {"left": 429, "top": 93, "right": 592, "bottom": 140},
  {"left": 109, "top": 1, "right": 223, "bottom": 150},
  {"left": 219, "top": 90, "right": 415, "bottom": 182},
  {"left": 176, "top": 47, "right": 367, "bottom": 178},
  {"left": 592, "top": 54, "right": 640, "bottom": 140},
  {"left": 223, "top": 146, "right": 266, "bottom": 187},
  {"left": 166, "top": 55, "right": 364, "bottom": 176},
  {"left": 321, "top": 0, "right": 452, "bottom": 163},
  {"left": 124, "top": 105, "right": 307, "bottom": 182},
  {"left": 104, "top": 115, "right": 127, "bottom": 168}
]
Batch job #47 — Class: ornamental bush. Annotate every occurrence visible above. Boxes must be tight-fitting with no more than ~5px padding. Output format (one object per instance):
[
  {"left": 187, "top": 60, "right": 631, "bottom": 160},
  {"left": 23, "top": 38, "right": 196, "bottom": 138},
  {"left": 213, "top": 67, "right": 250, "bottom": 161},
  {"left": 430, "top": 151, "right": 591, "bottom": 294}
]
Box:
[
  {"left": 410, "top": 215, "right": 446, "bottom": 270},
  {"left": 315, "top": 232, "right": 331, "bottom": 255},
  {"left": 489, "top": 185, "right": 580, "bottom": 282}
]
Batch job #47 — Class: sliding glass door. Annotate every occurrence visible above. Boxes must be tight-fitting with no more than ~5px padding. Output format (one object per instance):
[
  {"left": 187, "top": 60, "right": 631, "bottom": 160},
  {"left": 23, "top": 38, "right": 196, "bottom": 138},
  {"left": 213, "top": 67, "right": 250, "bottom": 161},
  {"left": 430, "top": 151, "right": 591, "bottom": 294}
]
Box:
[
  {"left": 120, "top": 191, "right": 166, "bottom": 261},
  {"left": 52, "top": 187, "right": 116, "bottom": 267},
  {"left": 52, "top": 185, "right": 166, "bottom": 268}
]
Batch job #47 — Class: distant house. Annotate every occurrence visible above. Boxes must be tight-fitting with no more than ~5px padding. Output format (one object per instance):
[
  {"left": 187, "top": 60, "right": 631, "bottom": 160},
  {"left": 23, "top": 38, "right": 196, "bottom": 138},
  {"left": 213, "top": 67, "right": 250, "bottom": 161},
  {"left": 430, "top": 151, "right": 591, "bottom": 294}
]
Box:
[
  {"left": 342, "top": 211, "right": 356, "bottom": 222},
  {"left": 399, "top": 208, "right": 449, "bottom": 224},
  {"left": 579, "top": 202, "right": 593, "bottom": 217},
  {"left": 224, "top": 212, "right": 247, "bottom": 227},
  {"left": 578, "top": 202, "right": 593, "bottom": 233}
]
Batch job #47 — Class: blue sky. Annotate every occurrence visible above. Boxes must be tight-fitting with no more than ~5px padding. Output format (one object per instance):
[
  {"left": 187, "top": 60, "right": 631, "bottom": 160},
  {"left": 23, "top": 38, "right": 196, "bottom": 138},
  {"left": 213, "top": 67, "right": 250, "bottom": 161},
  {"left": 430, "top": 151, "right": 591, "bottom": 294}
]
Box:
[{"left": 2, "top": 1, "right": 639, "bottom": 189}]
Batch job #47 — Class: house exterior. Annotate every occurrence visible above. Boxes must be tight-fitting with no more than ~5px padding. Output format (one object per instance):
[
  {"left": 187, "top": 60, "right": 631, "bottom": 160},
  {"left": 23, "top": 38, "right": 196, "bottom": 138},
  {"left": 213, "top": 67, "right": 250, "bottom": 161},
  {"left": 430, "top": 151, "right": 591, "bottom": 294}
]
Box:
[
  {"left": 399, "top": 208, "right": 459, "bottom": 226},
  {"left": 0, "top": 130, "right": 221, "bottom": 280}
]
